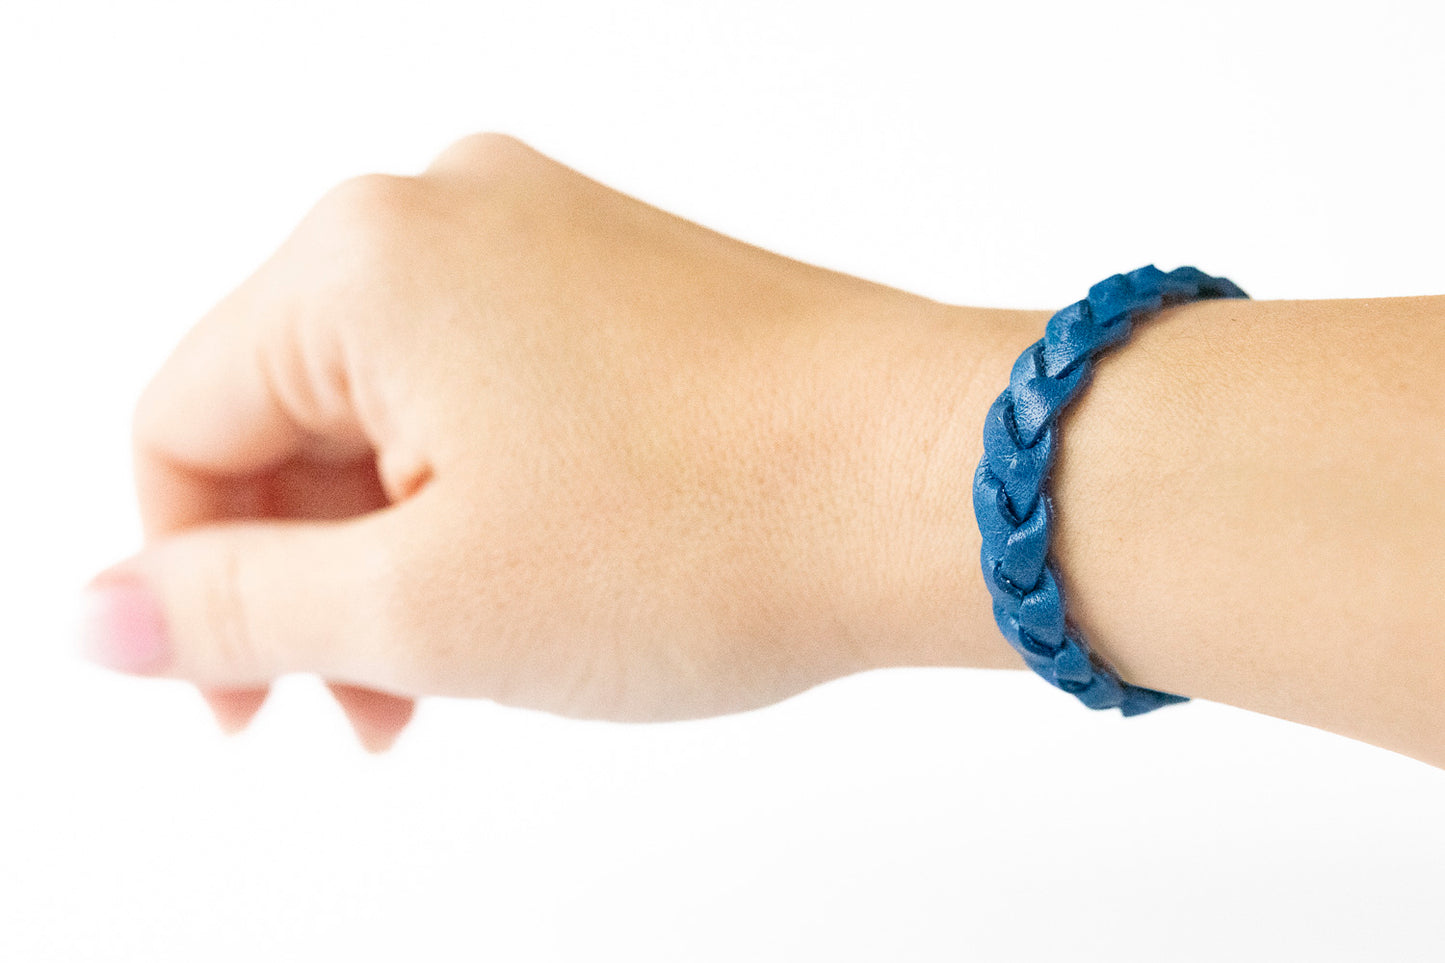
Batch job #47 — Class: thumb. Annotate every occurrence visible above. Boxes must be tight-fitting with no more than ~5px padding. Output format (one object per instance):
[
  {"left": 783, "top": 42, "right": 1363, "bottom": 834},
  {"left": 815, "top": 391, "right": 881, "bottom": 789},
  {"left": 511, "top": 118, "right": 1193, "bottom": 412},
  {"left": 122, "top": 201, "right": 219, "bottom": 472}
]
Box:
[{"left": 78, "top": 511, "right": 397, "bottom": 690}]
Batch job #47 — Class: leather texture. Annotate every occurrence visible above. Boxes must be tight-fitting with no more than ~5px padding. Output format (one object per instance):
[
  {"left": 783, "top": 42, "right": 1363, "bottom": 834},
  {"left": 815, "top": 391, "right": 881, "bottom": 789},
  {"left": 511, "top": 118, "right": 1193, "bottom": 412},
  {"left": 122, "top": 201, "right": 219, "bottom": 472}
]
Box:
[{"left": 972, "top": 265, "right": 1250, "bottom": 716}]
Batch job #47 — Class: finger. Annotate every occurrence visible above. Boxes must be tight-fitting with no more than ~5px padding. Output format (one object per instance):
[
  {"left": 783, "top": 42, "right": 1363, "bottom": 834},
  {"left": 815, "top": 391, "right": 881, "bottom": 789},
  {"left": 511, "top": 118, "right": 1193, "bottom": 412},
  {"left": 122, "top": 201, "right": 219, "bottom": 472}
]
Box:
[
  {"left": 121, "top": 211, "right": 424, "bottom": 720},
  {"left": 83, "top": 487, "right": 439, "bottom": 689},
  {"left": 130, "top": 286, "right": 379, "bottom": 534},
  {"left": 129, "top": 289, "right": 325, "bottom": 732},
  {"left": 140, "top": 455, "right": 396, "bottom": 733},
  {"left": 134, "top": 448, "right": 394, "bottom": 541},
  {"left": 129, "top": 301, "right": 382, "bottom": 730},
  {"left": 326, "top": 682, "right": 416, "bottom": 754},
  {"left": 200, "top": 686, "right": 271, "bottom": 736}
]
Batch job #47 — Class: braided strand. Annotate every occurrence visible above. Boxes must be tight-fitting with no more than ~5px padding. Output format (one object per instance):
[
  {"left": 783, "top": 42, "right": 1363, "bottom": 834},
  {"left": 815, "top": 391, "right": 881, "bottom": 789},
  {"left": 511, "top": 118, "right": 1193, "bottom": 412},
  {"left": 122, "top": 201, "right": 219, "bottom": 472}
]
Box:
[{"left": 971, "top": 264, "right": 1249, "bottom": 716}]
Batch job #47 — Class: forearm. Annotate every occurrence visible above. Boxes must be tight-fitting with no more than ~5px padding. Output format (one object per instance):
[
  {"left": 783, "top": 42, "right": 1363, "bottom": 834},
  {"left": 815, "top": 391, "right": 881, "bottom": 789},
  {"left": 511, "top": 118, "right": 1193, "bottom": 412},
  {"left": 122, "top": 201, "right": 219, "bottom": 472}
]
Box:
[
  {"left": 828, "top": 289, "right": 1445, "bottom": 767},
  {"left": 1041, "top": 292, "right": 1445, "bottom": 765}
]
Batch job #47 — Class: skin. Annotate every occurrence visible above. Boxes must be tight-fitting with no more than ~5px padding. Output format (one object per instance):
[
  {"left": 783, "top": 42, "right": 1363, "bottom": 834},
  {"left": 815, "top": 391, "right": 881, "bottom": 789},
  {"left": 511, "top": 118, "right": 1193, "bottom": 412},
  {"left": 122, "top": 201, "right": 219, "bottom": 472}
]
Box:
[{"left": 97, "top": 133, "right": 1445, "bottom": 766}]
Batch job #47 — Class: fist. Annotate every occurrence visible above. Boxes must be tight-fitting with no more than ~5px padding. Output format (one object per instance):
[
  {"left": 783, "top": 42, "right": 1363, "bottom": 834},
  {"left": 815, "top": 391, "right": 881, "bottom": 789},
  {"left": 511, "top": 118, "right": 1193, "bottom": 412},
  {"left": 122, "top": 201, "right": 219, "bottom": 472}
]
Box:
[{"left": 82, "top": 133, "right": 976, "bottom": 750}]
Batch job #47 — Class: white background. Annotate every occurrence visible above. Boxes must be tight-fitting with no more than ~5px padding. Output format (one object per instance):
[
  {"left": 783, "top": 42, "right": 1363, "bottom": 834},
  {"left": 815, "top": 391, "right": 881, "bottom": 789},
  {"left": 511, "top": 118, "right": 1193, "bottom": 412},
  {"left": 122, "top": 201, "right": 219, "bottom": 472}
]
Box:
[{"left": 3, "top": 1, "right": 1444, "bottom": 960}]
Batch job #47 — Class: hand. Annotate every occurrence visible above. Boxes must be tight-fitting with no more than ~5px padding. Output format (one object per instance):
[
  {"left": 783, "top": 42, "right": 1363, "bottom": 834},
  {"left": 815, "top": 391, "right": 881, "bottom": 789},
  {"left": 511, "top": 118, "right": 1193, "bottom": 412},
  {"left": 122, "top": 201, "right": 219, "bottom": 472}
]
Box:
[{"left": 82, "top": 133, "right": 1015, "bottom": 751}]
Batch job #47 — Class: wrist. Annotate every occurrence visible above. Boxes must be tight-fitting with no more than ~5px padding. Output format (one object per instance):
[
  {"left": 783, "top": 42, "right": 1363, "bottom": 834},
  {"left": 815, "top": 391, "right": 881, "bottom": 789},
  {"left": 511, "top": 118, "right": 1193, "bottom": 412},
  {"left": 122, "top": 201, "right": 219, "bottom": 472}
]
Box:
[{"left": 768, "top": 288, "right": 1049, "bottom": 680}]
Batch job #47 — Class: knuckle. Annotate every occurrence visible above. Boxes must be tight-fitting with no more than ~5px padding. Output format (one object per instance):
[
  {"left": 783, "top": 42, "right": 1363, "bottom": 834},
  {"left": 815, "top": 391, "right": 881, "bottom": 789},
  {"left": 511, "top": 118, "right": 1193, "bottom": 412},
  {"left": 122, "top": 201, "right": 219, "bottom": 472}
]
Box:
[
  {"left": 423, "top": 131, "right": 536, "bottom": 182},
  {"left": 299, "top": 172, "right": 431, "bottom": 296},
  {"left": 310, "top": 173, "right": 423, "bottom": 250},
  {"left": 196, "top": 537, "right": 266, "bottom": 680},
  {"left": 321, "top": 171, "right": 419, "bottom": 214}
]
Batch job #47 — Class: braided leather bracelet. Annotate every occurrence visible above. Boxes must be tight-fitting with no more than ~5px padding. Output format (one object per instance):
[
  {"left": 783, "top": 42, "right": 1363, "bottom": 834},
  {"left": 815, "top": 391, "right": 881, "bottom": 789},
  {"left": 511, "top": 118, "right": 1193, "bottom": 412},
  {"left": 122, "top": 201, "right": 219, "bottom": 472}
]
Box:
[{"left": 971, "top": 264, "right": 1250, "bottom": 716}]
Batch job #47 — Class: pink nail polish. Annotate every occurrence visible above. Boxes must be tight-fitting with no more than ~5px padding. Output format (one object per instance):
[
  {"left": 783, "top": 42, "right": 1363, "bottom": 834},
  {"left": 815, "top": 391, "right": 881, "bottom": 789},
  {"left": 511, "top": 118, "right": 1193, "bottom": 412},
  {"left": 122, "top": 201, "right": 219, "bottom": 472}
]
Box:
[{"left": 77, "top": 573, "right": 171, "bottom": 674}]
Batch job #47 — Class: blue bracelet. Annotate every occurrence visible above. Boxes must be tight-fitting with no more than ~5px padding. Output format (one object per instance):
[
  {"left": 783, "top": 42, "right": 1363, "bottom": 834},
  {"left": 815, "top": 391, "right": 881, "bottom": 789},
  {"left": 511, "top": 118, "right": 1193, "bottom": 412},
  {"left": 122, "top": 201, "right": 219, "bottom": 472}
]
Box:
[{"left": 971, "top": 264, "right": 1250, "bottom": 716}]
